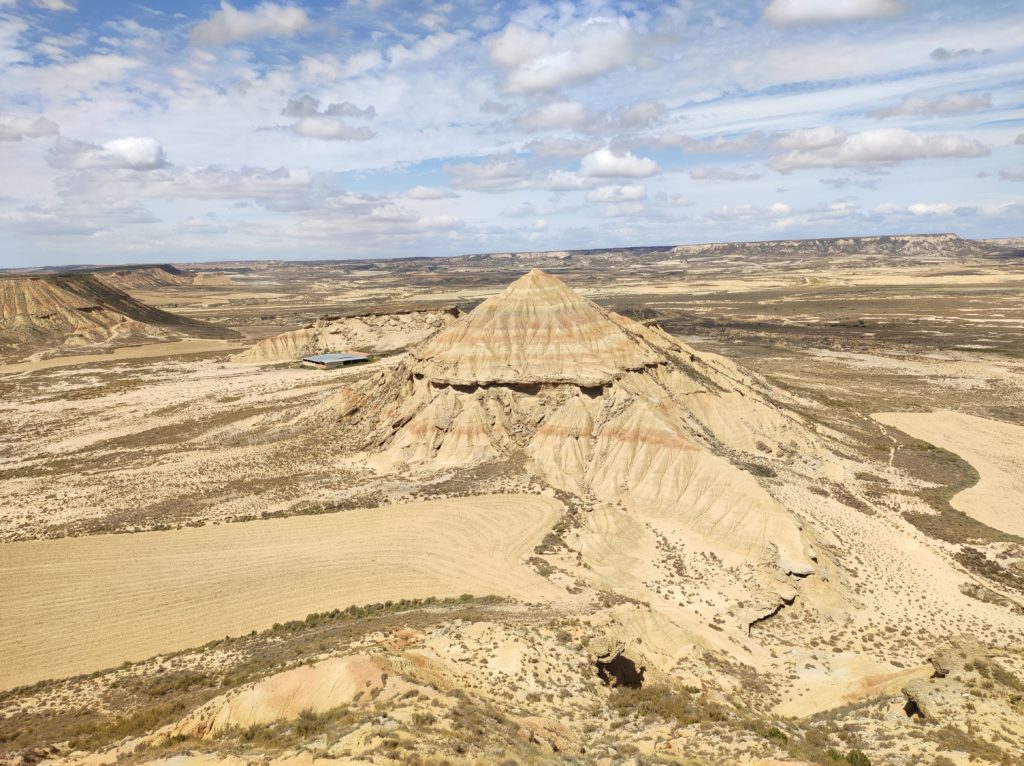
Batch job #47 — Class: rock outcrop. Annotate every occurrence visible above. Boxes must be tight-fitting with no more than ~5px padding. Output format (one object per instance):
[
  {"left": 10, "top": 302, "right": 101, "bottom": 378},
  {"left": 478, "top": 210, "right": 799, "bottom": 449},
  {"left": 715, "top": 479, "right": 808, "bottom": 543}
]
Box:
[{"left": 233, "top": 308, "right": 461, "bottom": 364}]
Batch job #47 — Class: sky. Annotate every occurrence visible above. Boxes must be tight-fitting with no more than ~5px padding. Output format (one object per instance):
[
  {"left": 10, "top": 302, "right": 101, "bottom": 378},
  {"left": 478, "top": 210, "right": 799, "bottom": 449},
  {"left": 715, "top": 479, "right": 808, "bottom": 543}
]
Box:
[{"left": 0, "top": 0, "right": 1022, "bottom": 267}]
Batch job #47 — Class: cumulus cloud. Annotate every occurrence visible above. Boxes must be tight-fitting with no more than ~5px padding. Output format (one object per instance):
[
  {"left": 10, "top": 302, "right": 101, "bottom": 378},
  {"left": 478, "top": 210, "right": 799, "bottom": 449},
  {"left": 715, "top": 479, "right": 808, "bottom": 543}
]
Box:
[
  {"left": 769, "top": 128, "right": 989, "bottom": 172},
  {"left": 49, "top": 136, "right": 167, "bottom": 170},
  {"left": 764, "top": 0, "right": 902, "bottom": 25},
  {"left": 0, "top": 114, "right": 58, "bottom": 141},
  {"left": 191, "top": 1, "right": 308, "bottom": 46},
  {"left": 516, "top": 101, "right": 591, "bottom": 131},
  {"left": 275, "top": 95, "right": 375, "bottom": 141},
  {"left": 869, "top": 92, "right": 991, "bottom": 120},
  {"left": 908, "top": 202, "right": 957, "bottom": 216},
  {"left": 775, "top": 127, "right": 847, "bottom": 151},
  {"left": 690, "top": 167, "right": 762, "bottom": 182},
  {"left": 388, "top": 31, "right": 460, "bottom": 67},
  {"left": 282, "top": 95, "right": 375, "bottom": 119},
  {"left": 585, "top": 184, "right": 646, "bottom": 203},
  {"left": 930, "top": 47, "right": 992, "bottom": 61},
  {"left": 999, "top": 169, "right": 1024, "bottom": 182},
  {"left": 289, "top": 119, "right": 374, "bottom": 141},
  {"left": 579, "top": 148, "right": 658, "bottom": 178},
  {"left": 296, "top": 47, "right": 393, "bottom": 82},
  {"left": 487, "top": 15, "right": 636, "bottom": 93},
  {"left": 405, "top": 185, "right": 459, "bottom": 200}
]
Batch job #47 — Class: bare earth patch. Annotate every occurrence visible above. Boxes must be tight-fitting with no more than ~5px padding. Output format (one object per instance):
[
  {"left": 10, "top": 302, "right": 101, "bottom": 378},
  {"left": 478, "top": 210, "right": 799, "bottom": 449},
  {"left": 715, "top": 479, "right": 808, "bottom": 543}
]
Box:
[
  {"left": 0, "top": 494, "right": 561, "bottom": 690},
  {"left": 873, "top": 410, "right": 1024, "bottom": 537}
]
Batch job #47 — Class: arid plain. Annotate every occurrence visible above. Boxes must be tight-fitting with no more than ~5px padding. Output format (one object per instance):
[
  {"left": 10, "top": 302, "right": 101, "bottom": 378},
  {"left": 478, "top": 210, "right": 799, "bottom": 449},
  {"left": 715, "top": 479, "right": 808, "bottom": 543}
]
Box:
[{"left": 2, "top": 234, "right": 1024, "bottom": 766}]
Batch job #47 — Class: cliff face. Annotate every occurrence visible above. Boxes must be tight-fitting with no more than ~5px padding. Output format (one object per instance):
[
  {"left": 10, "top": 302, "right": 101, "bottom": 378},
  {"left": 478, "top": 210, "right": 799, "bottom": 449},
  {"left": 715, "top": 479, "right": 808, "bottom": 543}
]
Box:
[
  {"left": 93, "top": 265, "right": 194, "bottom": 291},
  {"left": 0, "top": 273, "right": 238, "bottom": 360}
]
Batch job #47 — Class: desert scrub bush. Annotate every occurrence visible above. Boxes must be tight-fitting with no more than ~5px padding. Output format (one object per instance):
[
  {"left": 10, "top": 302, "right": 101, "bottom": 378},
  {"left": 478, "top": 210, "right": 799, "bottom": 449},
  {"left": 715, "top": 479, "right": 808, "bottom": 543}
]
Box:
[
  {"left": 608, "top": 684, "right": 725, "bottom": 726},
  {"left": 845, "top": 750, "right": 871, "bottom": 766}
]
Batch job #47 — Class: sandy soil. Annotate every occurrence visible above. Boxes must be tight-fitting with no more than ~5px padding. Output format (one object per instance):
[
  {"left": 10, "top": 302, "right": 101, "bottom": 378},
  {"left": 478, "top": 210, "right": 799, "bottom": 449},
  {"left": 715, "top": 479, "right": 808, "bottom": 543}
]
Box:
[
  {"left": 0, "top": 494, "right": 561, "bottom": 690},
  {"left": 873, "top": 410, "right": 1024, "bottom": 537},
  {"left": 0, "top": 339, "right": 245, "bottom": 375}
]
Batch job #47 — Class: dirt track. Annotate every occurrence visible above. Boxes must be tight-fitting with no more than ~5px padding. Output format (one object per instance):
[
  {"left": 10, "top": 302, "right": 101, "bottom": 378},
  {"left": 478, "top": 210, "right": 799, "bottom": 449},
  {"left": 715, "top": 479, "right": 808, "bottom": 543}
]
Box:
[{"left": 0, "top": 494, "right": 561, "bottom": 690}]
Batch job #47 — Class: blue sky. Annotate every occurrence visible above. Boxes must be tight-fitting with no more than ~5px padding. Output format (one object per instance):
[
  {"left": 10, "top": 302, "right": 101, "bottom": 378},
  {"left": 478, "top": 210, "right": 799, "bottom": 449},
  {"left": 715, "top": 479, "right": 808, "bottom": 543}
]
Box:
[{"left": 0, "top": 0, "right": 1022, "bottom": 266}]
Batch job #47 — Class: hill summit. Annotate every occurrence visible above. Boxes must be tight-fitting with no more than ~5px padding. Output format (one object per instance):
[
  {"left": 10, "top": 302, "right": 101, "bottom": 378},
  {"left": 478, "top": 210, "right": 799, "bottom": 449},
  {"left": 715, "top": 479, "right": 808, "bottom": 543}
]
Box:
[
  {"left": 0, "top": 273, "right": 238, "bottom": 361},
  {"left": 337, "top": 269, "right": 828, "bottom": 605}
]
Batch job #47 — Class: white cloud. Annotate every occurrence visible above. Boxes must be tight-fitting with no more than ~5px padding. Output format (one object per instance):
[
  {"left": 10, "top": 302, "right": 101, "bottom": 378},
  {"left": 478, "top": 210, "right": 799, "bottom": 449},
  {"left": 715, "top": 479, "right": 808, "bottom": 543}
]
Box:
[
  {"left": 690, "top": 167, "right": 762, "bottom": 182},
  {"left": 281, "top": 96, "right": 375, "bottom": 119},
  {"left": 769, "top": 128, "right": 989, "bottom": 172},
  {"left": 930, "top": 47, "right": 991, "bottom": 61},
  {"left": 290, "top": 118, "right": 374, "bottom": 141},
  {"left": 869, "top": 92, "right": 991, "bottom": 120},
  {"left": 34, "top": 0, "right": 76, "bottom": 11},
  {"left": 908, "top": 202, "right": 955, "bottom": 216},
  {"left": 617, "top": 101, "right": 667, "bottom": 129},
  {"left": 770, "top": 202, "right": 792, "bottom": 215},
  {"left": 447, "top": 158, "right": 531, "bottom": 192},
  {"left": 416, "top": 214, "right": 460, "bottom": 229},
  {"left": 525, "top": 136, "right": 601, "bottom": 159},
  {"left": 388, "top": 31, "right": 460, "bottom": 68},
  {"left": 275, "top": 96, "right": 375, "bottom": 141},
  {"left": 662, "top": 131, "right": 769, "bottom": 154},
  {"left": 340, "top": 50, "right": 384, "bottom": 77},
  {"left": 542, "top": 170, "right": 595, "bottom": 191},
  {"left": 190, "top": 1, "right": 308, "bottom": 46},
  {"left": 764, "top": 0, "right": 902, "bottom": 26},
  {"left": 775, "top": 126, "right": 847, "bottom": 150},
  {"left": 487, "top": 16, "right": 636, "bottom": 94},
  {"left": 0, "top": 114, "right": 59, "bottom": 142},
  {"left": 585, "top": 184, "right": 646, "bottom": 203},
  {"left": 516, "top": 101, "right": 591, "bottom": 131},
  {"left": 406, "top": 185, "right": 458, "bottom": 200},
  {"left": 49, "top": 137, "right": 167, "bottom": 171},
  {"left": 580, "top": 148, "right": 658, "bottom": 178},
  {"left": 0, "top": 17, "right": 28, "bottom": 66}
]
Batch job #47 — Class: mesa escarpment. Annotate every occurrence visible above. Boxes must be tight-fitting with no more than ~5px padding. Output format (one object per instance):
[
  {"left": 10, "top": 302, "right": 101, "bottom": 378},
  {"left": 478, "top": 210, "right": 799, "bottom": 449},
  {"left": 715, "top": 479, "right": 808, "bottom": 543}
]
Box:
[
  {"left": 0, "top": 272, "right": 238, "bottom": 361},
  {"left": 333, "top": 269, "right": 833, "bottom": 623}
]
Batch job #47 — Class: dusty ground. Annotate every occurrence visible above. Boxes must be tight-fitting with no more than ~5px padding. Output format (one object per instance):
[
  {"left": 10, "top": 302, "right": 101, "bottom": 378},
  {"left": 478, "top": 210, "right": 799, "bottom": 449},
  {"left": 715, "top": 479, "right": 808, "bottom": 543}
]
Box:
[
  {"left": 0, "top": 495, "right": 562, "bottom": 689},
  {"left": 1, "top": 234, "right": 1023, "bottom": 765}
]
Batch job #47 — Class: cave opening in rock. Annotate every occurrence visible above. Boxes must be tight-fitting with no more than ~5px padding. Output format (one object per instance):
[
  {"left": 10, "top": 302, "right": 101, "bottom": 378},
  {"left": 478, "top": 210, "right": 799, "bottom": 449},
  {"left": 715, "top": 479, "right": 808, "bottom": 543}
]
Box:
[
  {"left": 596, "top": 654, "right": 645, "bottom": 688},
  {"left": 903, "top": 698, "right": 924, "bottom": 719}
]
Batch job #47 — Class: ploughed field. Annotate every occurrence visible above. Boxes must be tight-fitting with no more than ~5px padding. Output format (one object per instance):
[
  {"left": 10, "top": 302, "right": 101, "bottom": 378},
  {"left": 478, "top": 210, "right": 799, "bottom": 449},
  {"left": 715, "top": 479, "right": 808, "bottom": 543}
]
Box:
[{"left": 0, "top": 495, "right": 560, "bottom": 689}]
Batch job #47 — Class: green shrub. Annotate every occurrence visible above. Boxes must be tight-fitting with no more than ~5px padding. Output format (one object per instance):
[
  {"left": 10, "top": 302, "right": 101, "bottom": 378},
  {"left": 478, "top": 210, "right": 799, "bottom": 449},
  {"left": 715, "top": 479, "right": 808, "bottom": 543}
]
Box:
[{"left": 846, "top": 749, "right": 871, "bottom": 766}]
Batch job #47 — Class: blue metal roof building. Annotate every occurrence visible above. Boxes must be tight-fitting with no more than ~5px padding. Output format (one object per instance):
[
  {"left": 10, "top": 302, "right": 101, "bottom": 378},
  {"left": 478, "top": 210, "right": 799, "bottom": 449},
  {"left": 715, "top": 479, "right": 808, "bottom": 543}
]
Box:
[{"left": 301, "top": 352, "right": 370, "bottom": 369}]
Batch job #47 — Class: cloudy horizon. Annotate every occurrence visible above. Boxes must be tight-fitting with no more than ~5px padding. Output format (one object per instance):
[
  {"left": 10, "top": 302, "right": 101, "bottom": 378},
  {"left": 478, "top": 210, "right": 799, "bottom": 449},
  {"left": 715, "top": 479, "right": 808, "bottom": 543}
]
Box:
[{"left": 1, "top": 0, "right": 1022, "bottom": 268}]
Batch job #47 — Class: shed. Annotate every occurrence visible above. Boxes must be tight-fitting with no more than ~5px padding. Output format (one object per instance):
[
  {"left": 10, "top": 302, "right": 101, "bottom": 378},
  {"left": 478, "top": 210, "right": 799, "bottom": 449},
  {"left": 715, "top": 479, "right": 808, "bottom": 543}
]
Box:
[{"left": 301, "top": 352, "right": 370, "bottom": 369}]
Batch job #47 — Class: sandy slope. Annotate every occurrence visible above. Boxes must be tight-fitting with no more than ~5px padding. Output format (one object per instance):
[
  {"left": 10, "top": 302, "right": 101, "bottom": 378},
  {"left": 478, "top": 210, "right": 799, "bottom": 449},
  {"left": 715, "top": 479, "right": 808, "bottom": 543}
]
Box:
[
  {"left": 0, "top": 495, "right": 561, "bottom": 690},
  {"left": 0, "top": 339, "right": 244, "bottom": 374},
  {"left": 873, "top": 410, "right": 1024, "bottom": 537}
]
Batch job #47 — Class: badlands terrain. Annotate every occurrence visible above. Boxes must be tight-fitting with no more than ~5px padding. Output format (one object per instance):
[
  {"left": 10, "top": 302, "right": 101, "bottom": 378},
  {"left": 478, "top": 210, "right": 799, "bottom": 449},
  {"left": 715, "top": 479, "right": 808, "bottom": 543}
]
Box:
[{"left": 1, "top": 233, "right": 1024, "bottom": 765}]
